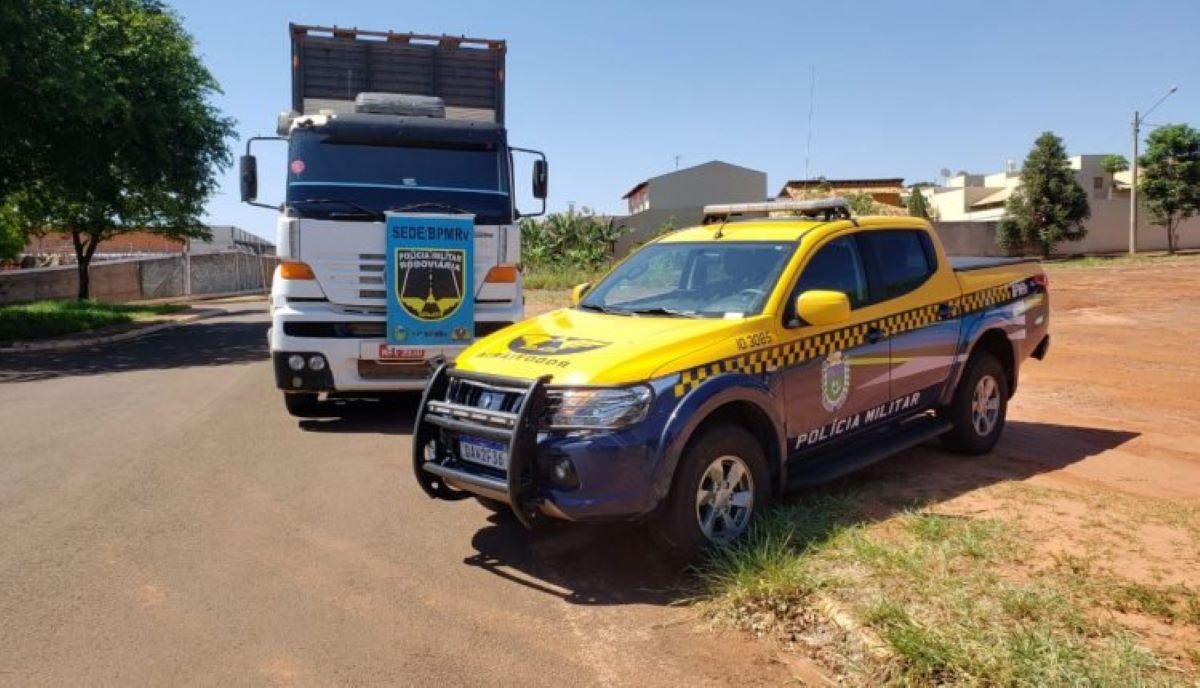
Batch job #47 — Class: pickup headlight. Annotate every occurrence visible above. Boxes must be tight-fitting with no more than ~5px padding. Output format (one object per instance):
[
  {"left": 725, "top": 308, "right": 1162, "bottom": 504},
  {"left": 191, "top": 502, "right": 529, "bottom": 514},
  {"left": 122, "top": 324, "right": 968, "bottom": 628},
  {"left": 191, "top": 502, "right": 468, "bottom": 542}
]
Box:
[{"left": 545, "top": 385, "right": 653, "bottom": 429}]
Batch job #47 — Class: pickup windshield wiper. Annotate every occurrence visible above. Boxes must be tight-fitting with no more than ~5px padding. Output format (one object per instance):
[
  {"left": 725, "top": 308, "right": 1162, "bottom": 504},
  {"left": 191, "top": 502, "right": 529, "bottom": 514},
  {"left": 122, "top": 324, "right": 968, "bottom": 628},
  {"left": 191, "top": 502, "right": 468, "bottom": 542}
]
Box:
[
  {"left": 623, "top": 306, "right": 701, "bottom": 318},
  {"left": 292, "top": 198, "right": 384, "bottom": 220},
  {"left": 577, "top": 303, "right": 625, "bottom": 315}
]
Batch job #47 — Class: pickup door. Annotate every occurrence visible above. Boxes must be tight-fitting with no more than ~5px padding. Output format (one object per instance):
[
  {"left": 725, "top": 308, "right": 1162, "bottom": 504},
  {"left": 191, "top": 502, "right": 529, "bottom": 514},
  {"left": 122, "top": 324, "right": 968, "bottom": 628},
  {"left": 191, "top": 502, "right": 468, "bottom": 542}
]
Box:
[
  {"left": 782, "top": 226, "right": 963, "bottom": 456},
  {"left": 856, "top": 229, "right": 962, "bottom": 403}
]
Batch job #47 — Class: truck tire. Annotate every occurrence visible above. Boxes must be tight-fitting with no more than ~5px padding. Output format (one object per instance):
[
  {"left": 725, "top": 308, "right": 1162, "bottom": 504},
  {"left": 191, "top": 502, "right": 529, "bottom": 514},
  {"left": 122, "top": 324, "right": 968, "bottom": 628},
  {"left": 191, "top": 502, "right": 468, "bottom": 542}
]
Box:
[
  {"left": 284, "top": 392, "right": 321, "bottom": 418},
  {"left": 651, "top": 425, "right": 770, "bottom": 560},
  {"left": 940, "top": 353, "right": 1009, "bottom": 455}
]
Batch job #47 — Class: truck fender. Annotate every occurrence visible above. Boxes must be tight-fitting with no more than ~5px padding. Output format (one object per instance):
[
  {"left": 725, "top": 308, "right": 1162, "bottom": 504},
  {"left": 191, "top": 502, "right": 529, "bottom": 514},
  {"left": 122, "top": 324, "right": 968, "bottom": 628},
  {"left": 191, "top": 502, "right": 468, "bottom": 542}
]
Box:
[
  {"left": 940, "top": 311, "right": 1021, "bottom": 406},
  {"left": 652, "top": 373, "right": 787, "bottom": 502}
]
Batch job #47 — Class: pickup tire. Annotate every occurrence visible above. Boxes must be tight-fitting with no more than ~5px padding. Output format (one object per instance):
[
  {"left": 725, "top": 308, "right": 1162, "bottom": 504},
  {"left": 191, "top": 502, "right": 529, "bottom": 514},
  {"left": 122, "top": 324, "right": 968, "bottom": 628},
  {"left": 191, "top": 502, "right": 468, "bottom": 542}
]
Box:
[
  {"left": 651, "top": 425, "right": 769, "bottom": 560},
  {"left": 284, "top": 392, "right": 321, "bottom": 418},
  {"left": 940, "top": 353, "right": 1009, "bottom": 455}
]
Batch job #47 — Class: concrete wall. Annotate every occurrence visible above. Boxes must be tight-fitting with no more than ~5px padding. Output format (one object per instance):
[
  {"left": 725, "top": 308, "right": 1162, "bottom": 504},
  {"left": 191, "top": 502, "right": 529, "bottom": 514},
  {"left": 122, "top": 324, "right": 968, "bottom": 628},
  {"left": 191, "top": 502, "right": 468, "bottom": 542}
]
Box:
[
  {"left": 931, "top": 215, "right": 1200, "bottom": 257},
  {"left": 613, "top": 207, "right": 706, "bottom": 257},
  {"left": 0, "top": 253, "right": 279, "bottom": 305}
]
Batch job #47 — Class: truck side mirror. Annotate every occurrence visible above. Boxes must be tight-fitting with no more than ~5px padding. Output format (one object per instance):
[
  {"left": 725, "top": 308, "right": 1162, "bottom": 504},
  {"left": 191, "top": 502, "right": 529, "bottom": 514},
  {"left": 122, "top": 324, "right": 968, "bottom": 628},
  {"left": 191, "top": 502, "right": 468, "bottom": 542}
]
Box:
[
  {"left": 795, "top": 290, "right": 850, "bottom": 326},
  {"left": 532, "top": 159, "right": 549, "bottom": 200},
  {"left": 240, "top": 155, "right": 259, "bottom": 203}
]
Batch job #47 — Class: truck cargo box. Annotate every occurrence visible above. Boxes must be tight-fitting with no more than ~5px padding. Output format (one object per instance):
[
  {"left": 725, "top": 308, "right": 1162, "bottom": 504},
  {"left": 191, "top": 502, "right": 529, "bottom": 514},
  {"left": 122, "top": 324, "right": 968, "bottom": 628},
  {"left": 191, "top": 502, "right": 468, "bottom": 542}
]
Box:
[{"left": 290, "top": 24, "right": 506, "bottom": 123}]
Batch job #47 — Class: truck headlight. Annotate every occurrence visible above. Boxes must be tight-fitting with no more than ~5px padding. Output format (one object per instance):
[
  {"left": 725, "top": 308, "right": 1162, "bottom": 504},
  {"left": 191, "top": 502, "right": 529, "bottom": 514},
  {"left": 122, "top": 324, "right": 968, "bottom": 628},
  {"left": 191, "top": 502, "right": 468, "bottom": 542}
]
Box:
[{"left": 545, "top": 385, "right": 653, "bottom": 429}]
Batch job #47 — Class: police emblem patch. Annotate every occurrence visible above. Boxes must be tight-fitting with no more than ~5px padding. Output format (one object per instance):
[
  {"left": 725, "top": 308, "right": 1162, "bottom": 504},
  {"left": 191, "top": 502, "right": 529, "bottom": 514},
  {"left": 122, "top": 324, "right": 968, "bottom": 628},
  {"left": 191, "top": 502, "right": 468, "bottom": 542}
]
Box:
[
  {"left": 507, "top": 334, "right": 611, "bottom": 356},
  {"left": 395, "top": 248, "right": 466, "bottom": 322},
  {"left": 820, "top": 351, "right": 851, "bottom": 412}
]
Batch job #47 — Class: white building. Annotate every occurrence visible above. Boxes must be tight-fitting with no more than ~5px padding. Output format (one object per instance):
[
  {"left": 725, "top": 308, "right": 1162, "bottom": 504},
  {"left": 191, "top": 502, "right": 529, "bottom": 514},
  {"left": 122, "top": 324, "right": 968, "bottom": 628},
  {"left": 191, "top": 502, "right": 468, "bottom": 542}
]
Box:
[{"left": 923, "top": 155, "right": 1200, "bottom": 254}]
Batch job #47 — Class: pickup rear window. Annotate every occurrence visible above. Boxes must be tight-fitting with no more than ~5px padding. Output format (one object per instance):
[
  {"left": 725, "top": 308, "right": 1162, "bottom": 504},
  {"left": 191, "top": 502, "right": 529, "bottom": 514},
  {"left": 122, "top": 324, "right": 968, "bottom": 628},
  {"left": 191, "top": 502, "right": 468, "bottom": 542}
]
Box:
[{"left": 860, "top": 230, "right": 935, "bottom": 299}]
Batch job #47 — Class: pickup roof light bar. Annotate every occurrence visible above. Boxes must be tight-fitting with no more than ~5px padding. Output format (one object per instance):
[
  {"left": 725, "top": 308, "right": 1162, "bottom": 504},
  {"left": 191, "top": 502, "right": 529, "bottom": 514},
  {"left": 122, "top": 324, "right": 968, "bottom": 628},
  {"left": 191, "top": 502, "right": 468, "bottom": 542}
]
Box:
[{"left": 702, "top": 198, "right": 852, "bottom": 223}]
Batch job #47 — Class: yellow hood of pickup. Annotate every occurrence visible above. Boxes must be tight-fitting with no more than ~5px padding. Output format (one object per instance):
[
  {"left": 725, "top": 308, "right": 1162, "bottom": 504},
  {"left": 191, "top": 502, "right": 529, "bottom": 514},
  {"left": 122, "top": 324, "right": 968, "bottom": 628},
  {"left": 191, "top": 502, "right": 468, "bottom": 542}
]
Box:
[{"left": 455, "top": 308, "right": 756, "bottom": 385}]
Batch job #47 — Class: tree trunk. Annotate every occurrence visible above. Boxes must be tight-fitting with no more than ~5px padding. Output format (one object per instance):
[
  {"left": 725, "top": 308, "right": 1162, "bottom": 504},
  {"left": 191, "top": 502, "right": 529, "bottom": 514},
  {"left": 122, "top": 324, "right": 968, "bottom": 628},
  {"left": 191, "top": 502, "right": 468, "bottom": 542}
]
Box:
[
  {"left": 1167, "top": 221, "right": 1177, "bottom": 255},
  {"left": 71, "top": 231, "right": 101, "bottom": 300}
]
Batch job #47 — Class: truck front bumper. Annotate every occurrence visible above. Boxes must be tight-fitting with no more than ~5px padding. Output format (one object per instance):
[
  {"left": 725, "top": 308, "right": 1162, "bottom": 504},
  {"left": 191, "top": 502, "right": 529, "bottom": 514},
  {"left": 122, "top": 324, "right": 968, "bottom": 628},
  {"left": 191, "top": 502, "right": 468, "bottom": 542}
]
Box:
[{"left": 270, "top": 301, "right": 517, "bottom": 392}]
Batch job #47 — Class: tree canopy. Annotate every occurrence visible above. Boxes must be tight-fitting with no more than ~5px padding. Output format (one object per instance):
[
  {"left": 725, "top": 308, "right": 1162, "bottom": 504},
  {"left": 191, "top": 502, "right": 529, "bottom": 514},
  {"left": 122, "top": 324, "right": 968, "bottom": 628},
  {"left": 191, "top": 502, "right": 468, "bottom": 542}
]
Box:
[
  {"left": 1100, "top": 154, "right": 1129, "bottom": 175},
  {"left": 997, "top": 132, "right": 1090, "bottom": 257},
  {"left": 906, "top": 188, "right": 932, "bottom": 219},
  {"left": 0, "top": 0, "right": 234, "bottom": 296},
  {"left": 1139, "top": 124, "right": 1200, "bottom": 254}
]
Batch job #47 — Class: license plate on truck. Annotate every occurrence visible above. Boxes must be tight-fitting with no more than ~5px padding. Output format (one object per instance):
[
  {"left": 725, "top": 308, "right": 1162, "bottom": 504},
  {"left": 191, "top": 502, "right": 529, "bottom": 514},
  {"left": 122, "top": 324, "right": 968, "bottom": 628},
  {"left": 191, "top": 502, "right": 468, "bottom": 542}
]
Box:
[{"left": 459, "top": 437, "right": 509, "bottom": 471}]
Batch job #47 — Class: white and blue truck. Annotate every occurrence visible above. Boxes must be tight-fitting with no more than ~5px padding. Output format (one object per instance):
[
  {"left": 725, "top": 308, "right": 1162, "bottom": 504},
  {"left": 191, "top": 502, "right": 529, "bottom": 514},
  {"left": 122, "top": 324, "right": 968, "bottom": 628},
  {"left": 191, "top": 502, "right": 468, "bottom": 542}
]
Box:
[{"left": 239, "top": 24, "right": 548, "bottom": 416}]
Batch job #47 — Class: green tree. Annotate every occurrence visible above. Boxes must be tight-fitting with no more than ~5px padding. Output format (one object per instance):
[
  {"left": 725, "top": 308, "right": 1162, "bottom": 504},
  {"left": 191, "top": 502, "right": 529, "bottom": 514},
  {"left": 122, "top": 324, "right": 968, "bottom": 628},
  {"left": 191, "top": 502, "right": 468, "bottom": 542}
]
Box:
[
  {"left": 845, "top": 191, "right": 879, "bottom": 215},
  {"left": 1101, "top": 154, "right": 1130, "bottom": 175},
  {"left": 906, "top": 188, "right": 932, "bottom": 219},
  {"left": 1138, "top": 124, "right": 1200, "bottom": 254},
  {"left": 520, "top": 208, "right": 624, "bottom": 270},
  {"left": 997, "top": 132, "right": 1090, "bottom": 257},
  {"left": 0, "top": 0, "right": 234, "bottom": 297}
]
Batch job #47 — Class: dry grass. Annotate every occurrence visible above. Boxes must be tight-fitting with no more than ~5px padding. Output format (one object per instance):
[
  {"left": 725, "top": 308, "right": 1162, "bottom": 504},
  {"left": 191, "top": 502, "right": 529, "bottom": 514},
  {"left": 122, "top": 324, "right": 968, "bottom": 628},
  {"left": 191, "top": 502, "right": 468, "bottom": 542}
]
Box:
[{"left": 698, "top": 489, "right": 1197, "bottom": 686}]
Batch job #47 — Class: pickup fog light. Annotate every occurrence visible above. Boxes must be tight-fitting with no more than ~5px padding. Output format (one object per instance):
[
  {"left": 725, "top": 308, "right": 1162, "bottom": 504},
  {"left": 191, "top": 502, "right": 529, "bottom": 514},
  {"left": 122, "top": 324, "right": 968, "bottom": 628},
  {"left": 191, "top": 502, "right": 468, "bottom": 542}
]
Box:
[
  {"left": 287, "top": 354, "right": 306, "bottom": 371},
  {"left": 308, "top": 355, "right": 326, "bottom": 371},
  {"left": 545, "top": 385, "right": 653, "bottom": 429}
]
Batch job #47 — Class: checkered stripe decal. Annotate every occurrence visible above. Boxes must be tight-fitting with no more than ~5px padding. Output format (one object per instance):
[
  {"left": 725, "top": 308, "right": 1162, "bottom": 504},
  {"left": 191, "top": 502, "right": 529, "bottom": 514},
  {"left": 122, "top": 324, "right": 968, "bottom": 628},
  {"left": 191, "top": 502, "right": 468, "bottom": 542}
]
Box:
[{"left": 671, "top": 279, "right": 1030, "bottom": 397}]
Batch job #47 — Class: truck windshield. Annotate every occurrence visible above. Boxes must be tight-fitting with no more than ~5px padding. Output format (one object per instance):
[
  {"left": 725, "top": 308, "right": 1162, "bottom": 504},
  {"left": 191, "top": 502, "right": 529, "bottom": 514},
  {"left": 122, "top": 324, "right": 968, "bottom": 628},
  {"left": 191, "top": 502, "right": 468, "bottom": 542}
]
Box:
[
  {"left": 285, "top": 131, "right": 512, "bottom": 224},
  {"left": 579, "top": 242, "right": 795, "bottom": 318}
]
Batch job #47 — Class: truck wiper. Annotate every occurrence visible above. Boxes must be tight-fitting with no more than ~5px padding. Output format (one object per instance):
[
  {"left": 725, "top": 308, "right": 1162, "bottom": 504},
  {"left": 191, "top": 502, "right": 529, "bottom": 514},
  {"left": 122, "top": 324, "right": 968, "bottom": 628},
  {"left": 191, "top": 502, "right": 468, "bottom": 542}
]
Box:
[
  {"left": 623, "top": 307, "right": 700, "bottom": 318},
  {"left": 387, "top": 202, "right": 473, "bottom": 215},
  {"left": 292, "top": 198, "right": 384, "bottom": 220}
]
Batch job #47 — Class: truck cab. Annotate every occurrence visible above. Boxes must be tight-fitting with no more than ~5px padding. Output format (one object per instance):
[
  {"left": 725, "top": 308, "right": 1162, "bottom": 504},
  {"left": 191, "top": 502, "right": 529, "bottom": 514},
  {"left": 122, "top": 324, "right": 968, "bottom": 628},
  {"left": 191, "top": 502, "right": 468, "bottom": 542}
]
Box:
[
  {"left": 239, "top": 25, "right": 547, "bottom": 416},
  {"left": 412, "top": 199, "right": 1050, "bottom": 558}
]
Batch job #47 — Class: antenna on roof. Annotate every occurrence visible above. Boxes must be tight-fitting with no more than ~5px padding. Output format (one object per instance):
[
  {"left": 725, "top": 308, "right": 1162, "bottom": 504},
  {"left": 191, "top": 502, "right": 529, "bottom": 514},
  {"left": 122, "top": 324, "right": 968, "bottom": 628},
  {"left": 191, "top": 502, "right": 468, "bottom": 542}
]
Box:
[{"left": 804, "top": 66, "right": 816, "bottom": 182}]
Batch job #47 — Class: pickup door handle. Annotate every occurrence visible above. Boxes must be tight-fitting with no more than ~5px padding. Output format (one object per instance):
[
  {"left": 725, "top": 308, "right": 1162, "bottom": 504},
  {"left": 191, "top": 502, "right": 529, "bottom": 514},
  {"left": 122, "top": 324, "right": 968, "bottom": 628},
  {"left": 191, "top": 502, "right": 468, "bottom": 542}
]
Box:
[
  {"left": 938, "top": 303, "right": 954, "bottom": 320},
  {"left": 866, "top": 327, "right": 885, "bottom": 344}
]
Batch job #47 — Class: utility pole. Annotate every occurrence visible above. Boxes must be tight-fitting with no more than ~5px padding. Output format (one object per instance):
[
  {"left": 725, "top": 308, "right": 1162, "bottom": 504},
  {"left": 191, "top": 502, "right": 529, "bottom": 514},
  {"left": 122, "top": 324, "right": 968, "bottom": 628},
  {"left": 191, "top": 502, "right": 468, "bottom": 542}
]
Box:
[{"left": 1129, "top": 86, "right": 1178, "bottom": 254}]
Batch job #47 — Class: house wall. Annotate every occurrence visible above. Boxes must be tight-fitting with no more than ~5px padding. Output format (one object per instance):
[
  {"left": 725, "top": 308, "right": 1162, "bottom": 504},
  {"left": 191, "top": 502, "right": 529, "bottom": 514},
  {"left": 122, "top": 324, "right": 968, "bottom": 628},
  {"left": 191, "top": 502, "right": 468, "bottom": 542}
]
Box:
[{"left": 646, "top": 163, "right": 765, "bottom": 210}]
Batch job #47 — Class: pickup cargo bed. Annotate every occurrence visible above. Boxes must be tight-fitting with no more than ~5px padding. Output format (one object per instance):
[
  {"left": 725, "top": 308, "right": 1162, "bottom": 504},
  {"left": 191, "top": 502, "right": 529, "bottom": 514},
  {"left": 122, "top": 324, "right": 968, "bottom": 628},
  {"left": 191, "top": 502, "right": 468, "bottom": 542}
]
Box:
[{"left": 950, "top": 256, "right": 1038, "bottom": 272}]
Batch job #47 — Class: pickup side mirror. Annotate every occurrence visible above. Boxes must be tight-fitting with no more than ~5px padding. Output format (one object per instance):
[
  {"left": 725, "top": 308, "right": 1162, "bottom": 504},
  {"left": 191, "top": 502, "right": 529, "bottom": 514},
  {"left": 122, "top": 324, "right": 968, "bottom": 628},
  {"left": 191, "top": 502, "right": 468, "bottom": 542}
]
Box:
[
  {"left": 570, "top": 282, "right": 591, "bottom": 306},
  {"left": 532, "top": 159, "right": 549, "bottom": 200},
  {"left": 795, "top": 290, "right": 851, "bottom": 326},
  {"left": 239, "top": 155, "right": 258, "bottom": 203}
]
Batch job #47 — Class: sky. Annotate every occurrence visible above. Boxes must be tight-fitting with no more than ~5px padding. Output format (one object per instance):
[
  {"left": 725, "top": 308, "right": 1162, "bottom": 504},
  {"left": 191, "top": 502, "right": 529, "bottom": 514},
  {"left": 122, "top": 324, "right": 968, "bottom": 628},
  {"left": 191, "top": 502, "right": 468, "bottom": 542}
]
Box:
[{"left": 174, "top": 0, "right": 1200, "bottom": 239}]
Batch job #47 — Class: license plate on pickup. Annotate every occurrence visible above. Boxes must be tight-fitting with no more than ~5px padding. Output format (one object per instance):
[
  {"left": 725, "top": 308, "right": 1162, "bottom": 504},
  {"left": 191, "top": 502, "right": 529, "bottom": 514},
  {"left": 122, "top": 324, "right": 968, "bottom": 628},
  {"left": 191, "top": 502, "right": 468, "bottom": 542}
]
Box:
[{"left": 459, "top": 436, "right": 509, "bottom": 471}]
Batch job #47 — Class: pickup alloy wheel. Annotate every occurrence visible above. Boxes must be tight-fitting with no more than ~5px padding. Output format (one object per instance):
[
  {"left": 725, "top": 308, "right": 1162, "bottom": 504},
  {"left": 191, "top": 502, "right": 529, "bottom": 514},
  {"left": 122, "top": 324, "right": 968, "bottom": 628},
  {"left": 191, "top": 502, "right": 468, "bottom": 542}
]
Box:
[
  {"left": 652, "top": 424, "right": 770, "bottom": 559},
  {"left": 696, "top": 456, "right": 755, "bottom": 543},
  {"left": 941, "top": 353, "right": 1009, "bottom": 454}
]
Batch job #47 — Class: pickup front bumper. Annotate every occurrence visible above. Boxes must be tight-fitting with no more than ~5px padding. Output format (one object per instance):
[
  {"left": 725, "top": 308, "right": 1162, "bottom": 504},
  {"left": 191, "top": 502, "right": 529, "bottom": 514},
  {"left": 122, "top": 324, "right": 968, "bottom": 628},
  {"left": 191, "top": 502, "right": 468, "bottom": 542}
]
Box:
[
  {"left": 412, "top": 366, "right": 671, "bottom": 526},
  {"left": 413, "top": 366, "right": 552, "bottom": 527}
]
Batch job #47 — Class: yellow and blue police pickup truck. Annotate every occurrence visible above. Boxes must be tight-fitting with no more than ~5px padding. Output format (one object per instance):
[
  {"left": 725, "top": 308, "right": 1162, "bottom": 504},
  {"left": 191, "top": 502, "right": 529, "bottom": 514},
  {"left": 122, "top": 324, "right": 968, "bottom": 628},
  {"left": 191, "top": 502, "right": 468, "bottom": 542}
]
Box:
[{"left": 412, "top": 198, "right": 1050, "bottom": 556}]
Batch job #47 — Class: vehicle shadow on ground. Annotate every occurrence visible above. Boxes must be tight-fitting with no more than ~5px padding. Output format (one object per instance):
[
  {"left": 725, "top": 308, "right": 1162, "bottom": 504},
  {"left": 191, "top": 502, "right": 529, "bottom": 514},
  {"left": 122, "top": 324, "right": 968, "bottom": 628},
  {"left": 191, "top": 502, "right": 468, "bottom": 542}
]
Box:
[
  {"left": 0, "top": 312, "right": 267, "bottom": 383},
  {"left": 462, "top": 419, "right": 1139, "bottom": 607},
  {"left": 297, "top": 395, "right": 421, "bottom": 435}
]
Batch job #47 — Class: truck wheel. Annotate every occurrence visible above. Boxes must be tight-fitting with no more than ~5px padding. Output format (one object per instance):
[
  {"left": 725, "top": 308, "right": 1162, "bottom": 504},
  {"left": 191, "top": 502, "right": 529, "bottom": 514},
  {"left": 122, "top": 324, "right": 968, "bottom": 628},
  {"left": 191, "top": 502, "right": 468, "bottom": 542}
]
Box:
[
  {"left": 940, "top": 353, "right": 1009, "bottom": 455},
  {"left": 284, "top": 392, "right": 321, "bottom": 418},
  {"left": 651, "top": 425, "right": 770, "bottom": 560}
]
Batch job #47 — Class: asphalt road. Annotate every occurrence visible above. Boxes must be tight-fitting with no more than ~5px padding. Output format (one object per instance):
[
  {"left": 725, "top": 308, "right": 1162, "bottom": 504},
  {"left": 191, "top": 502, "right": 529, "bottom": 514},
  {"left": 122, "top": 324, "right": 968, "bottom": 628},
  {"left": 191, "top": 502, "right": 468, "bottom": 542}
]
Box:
[{"left": 0, "top": 302, "right": 785, "bottom": 686}]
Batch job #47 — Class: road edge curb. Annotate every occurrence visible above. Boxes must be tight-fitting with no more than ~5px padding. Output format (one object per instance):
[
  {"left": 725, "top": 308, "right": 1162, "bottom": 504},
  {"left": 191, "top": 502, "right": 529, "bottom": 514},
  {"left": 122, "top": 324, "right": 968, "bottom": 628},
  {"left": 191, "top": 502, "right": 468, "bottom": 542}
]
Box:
[{"left": 0, "top": 308, "right": 226, "bottom": 353}]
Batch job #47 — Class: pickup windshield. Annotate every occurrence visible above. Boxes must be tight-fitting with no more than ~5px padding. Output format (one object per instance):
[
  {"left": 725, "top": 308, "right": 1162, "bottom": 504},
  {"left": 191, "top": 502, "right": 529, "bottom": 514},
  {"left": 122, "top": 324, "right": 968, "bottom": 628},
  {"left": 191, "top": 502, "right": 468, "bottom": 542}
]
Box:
[
  {"left": 285, "top": 131, "right": 512, "bottom": 224},
  {"left": 580, "top": 242, "right": 795, "bottom": 318}
]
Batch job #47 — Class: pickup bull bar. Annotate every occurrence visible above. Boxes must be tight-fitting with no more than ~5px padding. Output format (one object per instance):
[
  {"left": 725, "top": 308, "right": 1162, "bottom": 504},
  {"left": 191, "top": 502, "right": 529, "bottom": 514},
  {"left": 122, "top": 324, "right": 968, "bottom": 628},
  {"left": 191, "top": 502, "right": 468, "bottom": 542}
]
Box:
[{"left": 412, "top": 365, "right": 551, "bottom": 528}]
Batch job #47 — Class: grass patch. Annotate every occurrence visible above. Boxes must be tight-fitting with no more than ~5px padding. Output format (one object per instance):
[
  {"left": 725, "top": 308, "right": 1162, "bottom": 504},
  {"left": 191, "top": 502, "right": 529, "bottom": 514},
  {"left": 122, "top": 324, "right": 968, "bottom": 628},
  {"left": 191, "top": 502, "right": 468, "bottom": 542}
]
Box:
[
  {"left": 1048, "top": 251, "right": 1200, "bottom": 269},
  {"left": 0, "top": 299, "right": 187, "bottom": 342},
  {"left": 523, "top": 264, "right": 611, "bottom": 291},
  {"left": 700, "top": 496, "right": 1181, "bottom": 685}
]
